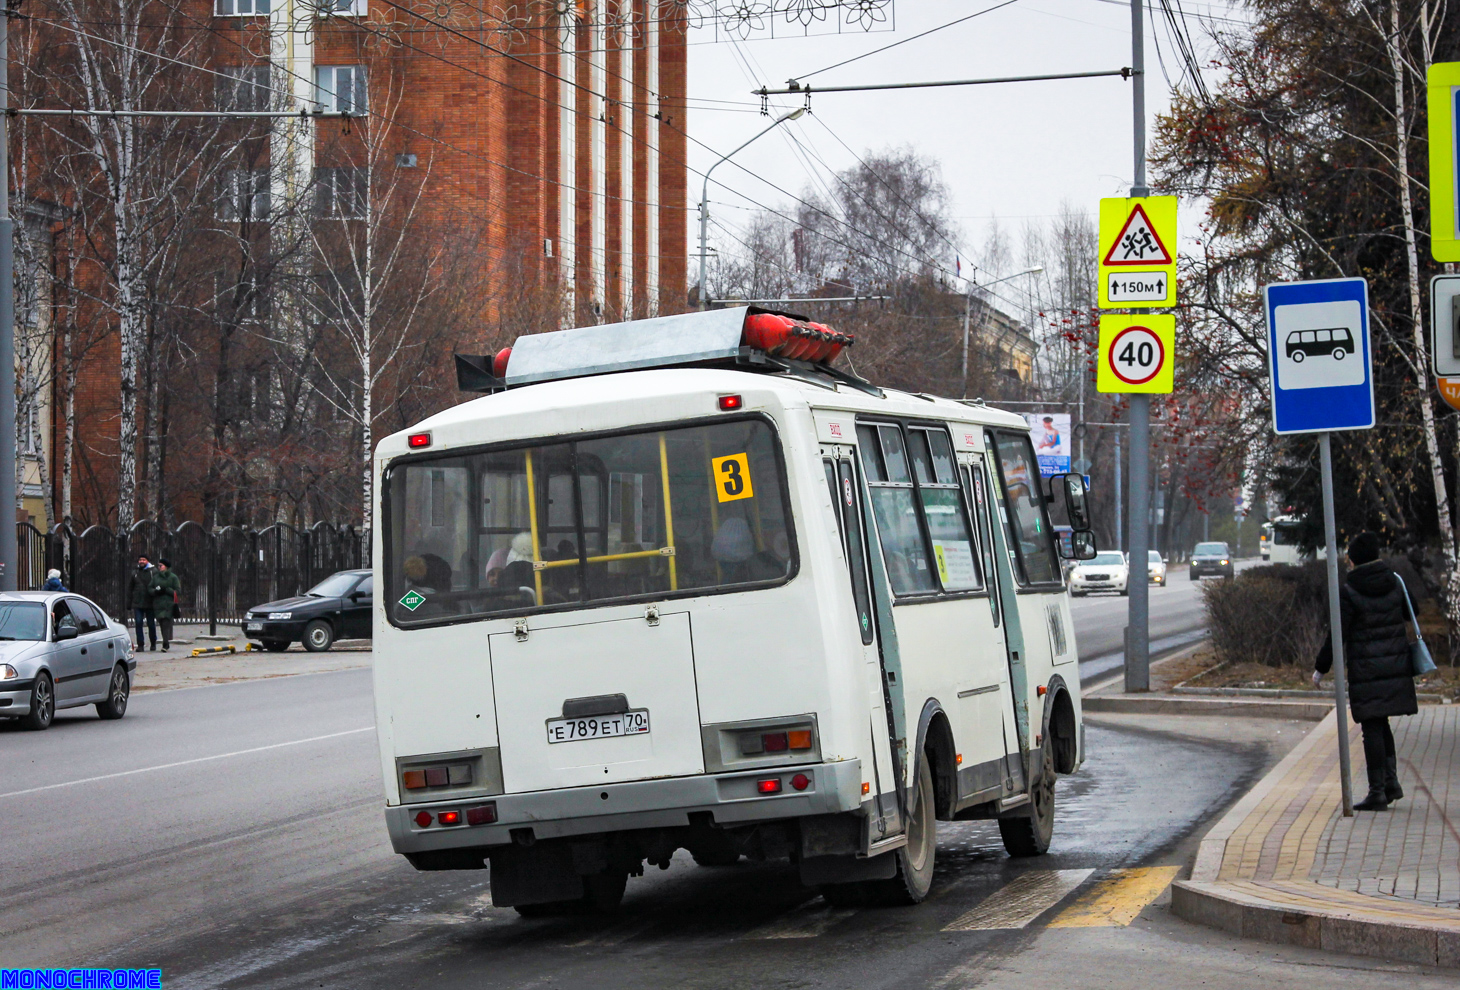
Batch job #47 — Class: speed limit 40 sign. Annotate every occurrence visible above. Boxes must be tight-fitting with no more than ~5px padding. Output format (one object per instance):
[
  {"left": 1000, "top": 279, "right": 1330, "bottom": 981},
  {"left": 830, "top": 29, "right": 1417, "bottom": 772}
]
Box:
[{"left": 1097, "top": 314, "right": 1175, "bottom": 393}]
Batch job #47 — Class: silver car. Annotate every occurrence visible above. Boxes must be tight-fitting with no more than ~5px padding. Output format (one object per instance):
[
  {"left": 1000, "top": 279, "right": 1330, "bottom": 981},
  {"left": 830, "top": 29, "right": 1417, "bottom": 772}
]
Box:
[{"left": 0, "top": 592, "right": 136, "bottom": 730}]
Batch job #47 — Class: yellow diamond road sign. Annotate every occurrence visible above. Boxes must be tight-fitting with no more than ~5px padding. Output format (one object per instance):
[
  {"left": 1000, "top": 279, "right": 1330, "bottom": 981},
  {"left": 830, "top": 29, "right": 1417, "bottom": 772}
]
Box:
[
  {"left": 1098, "top": 196, "right": 1177, "bottom": 309},
  {"left": 1097, "top": 314, "right": 1176, "bottom": 394}
]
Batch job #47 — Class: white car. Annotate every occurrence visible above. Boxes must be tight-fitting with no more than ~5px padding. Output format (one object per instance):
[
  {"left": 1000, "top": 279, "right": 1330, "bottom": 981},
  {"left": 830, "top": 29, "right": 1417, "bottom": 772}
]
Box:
[
  {"left": 1069, "top": 551, "right": 1129, "bottom": 596},
  {"left": 1145, "top": 550, "right": 1167, "bottom": 586}
]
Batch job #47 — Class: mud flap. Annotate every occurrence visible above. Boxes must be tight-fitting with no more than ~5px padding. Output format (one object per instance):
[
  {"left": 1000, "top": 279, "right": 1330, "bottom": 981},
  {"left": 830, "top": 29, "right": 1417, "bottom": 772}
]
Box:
[
  {"left": 799, "top": 851, "right": 898, "bottom": 886},
  {"left": 488, "top": 843, "right": 585, "bottom": 907}
]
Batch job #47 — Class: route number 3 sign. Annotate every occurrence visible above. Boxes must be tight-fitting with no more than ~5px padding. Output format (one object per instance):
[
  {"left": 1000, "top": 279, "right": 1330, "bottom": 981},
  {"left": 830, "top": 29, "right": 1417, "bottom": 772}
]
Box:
[{"left": 1097, "top": 314, "right": 1176, "bottom": 394}]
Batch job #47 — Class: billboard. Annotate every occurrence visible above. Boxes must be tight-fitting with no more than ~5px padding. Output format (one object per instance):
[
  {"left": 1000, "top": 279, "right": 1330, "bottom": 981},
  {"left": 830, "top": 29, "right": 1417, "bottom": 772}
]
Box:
[{"left": 1024, "top": 413, "right": 1071, "bottom": 477}]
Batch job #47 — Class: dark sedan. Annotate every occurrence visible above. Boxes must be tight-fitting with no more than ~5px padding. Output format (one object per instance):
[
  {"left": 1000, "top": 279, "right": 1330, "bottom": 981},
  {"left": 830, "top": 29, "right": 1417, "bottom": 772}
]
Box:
[
  {"left": 1189, "top": 541, "right": 1235, "bottom": 580},
  {"left": 243, "top": 569, "right": 372, "bottom": 652}
]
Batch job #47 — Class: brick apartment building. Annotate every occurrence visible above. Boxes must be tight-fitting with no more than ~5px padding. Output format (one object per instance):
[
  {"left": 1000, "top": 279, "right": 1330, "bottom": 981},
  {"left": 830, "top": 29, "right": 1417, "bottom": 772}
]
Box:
[{"left": 19, "top": 0, "right": 690, "bottom": 529}]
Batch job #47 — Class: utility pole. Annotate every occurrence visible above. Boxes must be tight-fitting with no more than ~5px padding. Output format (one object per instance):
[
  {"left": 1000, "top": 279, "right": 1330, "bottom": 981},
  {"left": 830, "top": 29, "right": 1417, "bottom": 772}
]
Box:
[
  {"left": 1124, "top": 0, "right": 1151, "bottom": 691},
  {"left": 0, "top": 5, "right": 17, "bottom": 591}
]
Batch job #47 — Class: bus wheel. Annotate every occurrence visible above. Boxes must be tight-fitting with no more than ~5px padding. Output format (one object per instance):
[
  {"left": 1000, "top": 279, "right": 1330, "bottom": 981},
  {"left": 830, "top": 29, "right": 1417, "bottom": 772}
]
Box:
[
  {"left": 1000, "top": 749, "right": 1056, "bottom": 857},
  {"left": 1291, "top": 350, "right": 1305, "bottom": 363},
  {"left": 867, "top": 758, "right": 937, "bottom": 905},
  {"left": 1332, "top": 347, "right": 1345, "bottom": 360}
]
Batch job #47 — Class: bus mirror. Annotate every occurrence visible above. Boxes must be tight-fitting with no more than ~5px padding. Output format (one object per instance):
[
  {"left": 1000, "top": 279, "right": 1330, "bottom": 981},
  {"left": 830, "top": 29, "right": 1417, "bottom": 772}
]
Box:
[
  {"left": 1064, "top": 530, "right": 1098, "bottom": 561},
  {"left": 1057, "top": 473, "right": 1090, "bottom": 531}
]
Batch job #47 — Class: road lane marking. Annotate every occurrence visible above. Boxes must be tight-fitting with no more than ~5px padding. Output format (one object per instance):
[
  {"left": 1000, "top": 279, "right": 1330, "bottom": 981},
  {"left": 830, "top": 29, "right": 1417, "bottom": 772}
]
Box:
[
  {"left": 941, "top": 869, "right": 1094, "bottom": 931},
  {"left": 0, "top": 726, "right": 374, "bottom": 799},
  {"left": 743, "top": 901, "right": 856, "bottom": 939},
  {"left": 1045, "top": 866, "right": 1180, "bottom": 928}
]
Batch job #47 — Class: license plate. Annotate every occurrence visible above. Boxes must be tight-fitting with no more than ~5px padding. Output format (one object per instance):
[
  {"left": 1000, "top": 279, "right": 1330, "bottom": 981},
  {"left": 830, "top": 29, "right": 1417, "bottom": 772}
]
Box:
[
  {"left": 247, "top": 622, "right": 262, "bottom": 632},
  {"left": 546, "top": 710, "right": 650, "bottom": 743}
]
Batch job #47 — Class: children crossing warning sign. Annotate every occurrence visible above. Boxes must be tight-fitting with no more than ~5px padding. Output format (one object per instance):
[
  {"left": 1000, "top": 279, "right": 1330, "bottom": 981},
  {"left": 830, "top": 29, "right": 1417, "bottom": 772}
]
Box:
[{"left": 1098, "top": 196, "right": 1177, "bottom": 309}]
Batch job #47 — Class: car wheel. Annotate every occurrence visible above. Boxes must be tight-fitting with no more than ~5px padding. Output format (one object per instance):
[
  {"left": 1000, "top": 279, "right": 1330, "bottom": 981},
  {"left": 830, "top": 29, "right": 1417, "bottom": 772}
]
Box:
[
  {"left": 1119, "top": 588, "right": 1129, "bottom": 596},
  {"left": 95, "top": 664, "right": 130, "bottom": 720},
  {"left": 20, "top": 670, "right": 54, "bottom": 731},
  {"left": 1189, "top": 571, "right": 1198, "bottom": 581},
  {"left": 1000, "top": 747, "right": 1057, "bottom": 857},
  {"left": 302, "top": 620, "right": 334, "bottom": 653},
  {"left": 262, "top": 640, "right": 291, "bottom": 653}
]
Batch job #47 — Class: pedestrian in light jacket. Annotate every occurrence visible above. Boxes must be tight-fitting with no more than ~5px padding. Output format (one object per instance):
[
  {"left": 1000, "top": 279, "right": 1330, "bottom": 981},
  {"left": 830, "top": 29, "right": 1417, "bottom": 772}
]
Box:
[
  {"left": 151, "top": 558, "right": 181, "bottom": 652},
  {"left": 130, "top": 555, "right": 159, "bottom": 651},
  {"left": 1314, "top": 531, "right": 1419, "bottom": 810}
]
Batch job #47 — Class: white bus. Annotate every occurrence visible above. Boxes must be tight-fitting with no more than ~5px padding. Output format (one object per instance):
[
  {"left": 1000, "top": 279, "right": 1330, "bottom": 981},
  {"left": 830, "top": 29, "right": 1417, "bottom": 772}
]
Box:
[{"left": 371, "top": 307, "right": 1095, "bottom": 914}]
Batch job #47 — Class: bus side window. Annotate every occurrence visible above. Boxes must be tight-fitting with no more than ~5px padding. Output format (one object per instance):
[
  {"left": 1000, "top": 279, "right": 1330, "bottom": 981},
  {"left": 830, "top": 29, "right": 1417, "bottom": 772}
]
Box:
[{"left": 962, "top": 464, "right": 1000, "bottom": 626}]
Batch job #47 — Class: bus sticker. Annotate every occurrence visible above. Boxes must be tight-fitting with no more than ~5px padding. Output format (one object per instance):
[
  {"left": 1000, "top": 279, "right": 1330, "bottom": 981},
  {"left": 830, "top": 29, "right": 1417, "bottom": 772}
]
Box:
[
  {"left": 712, "top": 453, "right": 755, "bottom": 502},
  {"left": 399, "top": 589, "right": 426, "bottom": 611}
]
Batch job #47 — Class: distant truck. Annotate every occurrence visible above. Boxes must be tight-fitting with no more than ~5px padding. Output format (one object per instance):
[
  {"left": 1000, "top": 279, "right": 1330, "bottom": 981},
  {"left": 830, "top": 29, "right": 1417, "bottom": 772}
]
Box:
[{"left": 1264, "top": 515, "right": 1324, "bottom": 565}]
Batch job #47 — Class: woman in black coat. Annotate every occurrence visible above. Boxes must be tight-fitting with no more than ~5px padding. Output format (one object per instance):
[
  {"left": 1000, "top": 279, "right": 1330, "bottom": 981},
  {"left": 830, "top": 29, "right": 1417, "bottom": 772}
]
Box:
[{"left": 1314, "top": 531, "right": 1419, "bottom": 810}]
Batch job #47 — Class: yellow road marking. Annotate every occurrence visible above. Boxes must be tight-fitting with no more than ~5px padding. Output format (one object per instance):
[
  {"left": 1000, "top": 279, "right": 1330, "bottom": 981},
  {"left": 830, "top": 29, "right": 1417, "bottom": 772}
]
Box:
[{"left": 1046, "top": 866, "right": 1180, "bottom": 928}]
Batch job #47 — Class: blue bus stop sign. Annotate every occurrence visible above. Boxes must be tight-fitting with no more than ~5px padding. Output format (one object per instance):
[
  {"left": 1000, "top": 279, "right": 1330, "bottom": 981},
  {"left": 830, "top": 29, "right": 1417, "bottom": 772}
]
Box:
[{"left": 1264, "top": 277, "right": 1374, "bottom": 434}]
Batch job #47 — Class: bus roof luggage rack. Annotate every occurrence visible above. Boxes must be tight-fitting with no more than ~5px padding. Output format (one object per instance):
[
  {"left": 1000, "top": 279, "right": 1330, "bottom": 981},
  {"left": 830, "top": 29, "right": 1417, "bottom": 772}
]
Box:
[{"left": 454, "top": 306, "right": 881, "bottom": 397}]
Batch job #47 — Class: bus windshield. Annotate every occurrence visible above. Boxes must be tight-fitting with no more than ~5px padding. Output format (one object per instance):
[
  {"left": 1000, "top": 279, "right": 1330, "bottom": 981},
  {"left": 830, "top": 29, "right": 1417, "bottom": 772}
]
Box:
[{"left": 384, "top": 417, "right": 795, "bottom": 625}]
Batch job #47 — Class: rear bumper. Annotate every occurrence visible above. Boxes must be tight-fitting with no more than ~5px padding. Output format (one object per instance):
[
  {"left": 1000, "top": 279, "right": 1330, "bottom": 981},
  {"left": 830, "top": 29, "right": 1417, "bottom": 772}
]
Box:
[{"left": 384, "top": 758, "right": 863, "bottom": 854}]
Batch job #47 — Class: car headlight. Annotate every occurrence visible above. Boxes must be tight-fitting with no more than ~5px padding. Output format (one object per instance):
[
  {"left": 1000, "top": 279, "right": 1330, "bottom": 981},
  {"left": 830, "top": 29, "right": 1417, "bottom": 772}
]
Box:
[
  {"left": 0, "top": 664, "right": 15, "bottom": 680},
  {"left": 268, "top": 612, "right": 293, "bottom": 620},
  {"left": 1220, "top": 560, "right": 1229, "bottom": 565}
]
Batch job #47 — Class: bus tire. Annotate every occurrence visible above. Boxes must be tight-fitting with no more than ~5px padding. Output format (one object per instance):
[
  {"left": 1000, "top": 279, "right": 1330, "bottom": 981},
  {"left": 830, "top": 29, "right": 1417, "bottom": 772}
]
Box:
[
  {"left": 999, "top": 748, "right": 1056, "bottom": 857},
  {"left": 867, "top": 758, "right": 937, "bottom": 905}
]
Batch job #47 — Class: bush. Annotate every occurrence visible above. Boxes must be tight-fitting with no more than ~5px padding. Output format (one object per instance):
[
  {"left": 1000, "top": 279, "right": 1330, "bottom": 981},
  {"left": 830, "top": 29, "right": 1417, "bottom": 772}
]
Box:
[{"left": 1202, "top": 563, "right": 1328, "bottom": 668}]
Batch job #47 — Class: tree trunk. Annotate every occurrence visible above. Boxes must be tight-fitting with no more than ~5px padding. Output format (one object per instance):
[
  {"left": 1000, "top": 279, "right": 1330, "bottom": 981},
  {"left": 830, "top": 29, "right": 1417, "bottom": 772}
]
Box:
[{"left": 1389, "top": 0, "right": 1455, "bottom": 566}]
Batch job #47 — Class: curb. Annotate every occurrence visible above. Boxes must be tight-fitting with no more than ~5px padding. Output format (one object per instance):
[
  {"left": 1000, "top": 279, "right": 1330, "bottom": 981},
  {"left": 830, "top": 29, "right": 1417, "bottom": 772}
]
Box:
[
  {"left": 1171, "top": 709, "right": 1460, "bottom": 969},
  {"left": 1083, "top": 695, "right": 1332, "bottom": 719}
]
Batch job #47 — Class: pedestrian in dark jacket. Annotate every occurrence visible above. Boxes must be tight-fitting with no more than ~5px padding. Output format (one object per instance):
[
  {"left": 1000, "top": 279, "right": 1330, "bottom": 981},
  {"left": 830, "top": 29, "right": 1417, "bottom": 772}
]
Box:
[
  {"left": 42, "top": 568, "right": 66, "bottom": 592},
  {"left": 130, "top": 555, "right": 159, "bottom": 651},
  {"left": 1315, "top": 531, "right": 1419, "bottom": 810},
  {"left": 151, "top": 558, "right": 181, "bottom": 651}
]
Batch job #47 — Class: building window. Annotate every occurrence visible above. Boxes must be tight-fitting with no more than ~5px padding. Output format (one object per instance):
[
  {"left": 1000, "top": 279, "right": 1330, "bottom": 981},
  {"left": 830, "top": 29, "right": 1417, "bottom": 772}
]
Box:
[
  {"left": 215, "top": 0, "right": 270, "bottom": 14},
  {"left": 219, "top": 169, "right": 270, "bottom": 222},
  {"left": 315, "top": 65, "right": 367, "bottom": 115},
  {"left": 313, "top": 167, "right": 368, "bottom": 220},
  {"left": 318, "top": 0, "right": 368, "bottom": 13},
  {"left": 216, "top": 65, "right": 271, "bottom": 111}
]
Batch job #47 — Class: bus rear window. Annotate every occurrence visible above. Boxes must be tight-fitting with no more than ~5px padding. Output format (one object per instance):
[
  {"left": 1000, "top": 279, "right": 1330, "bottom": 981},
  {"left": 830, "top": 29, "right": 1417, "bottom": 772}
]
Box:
[{"left": 384, "top": 418, "right": 795, "bottom": 624}]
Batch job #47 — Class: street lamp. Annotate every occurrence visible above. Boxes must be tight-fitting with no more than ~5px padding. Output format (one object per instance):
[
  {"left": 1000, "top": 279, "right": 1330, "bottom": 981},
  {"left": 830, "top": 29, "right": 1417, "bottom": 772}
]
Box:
[
  {"left": 961, "top": 265, "right": 1043, "bottom": 397},
  {"left": 697, "top": 107, "right": 806, "bottom": 310}
]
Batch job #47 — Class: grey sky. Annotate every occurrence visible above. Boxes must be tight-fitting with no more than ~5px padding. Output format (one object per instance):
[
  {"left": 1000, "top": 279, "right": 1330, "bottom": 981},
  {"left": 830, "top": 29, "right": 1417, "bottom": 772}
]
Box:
[{"left": 686, "top": 0, "right": 1242, "bottom": 282}]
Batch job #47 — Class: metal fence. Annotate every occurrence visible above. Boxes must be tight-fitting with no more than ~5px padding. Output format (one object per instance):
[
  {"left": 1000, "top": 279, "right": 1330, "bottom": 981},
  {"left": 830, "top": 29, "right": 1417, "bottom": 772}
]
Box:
[{"left": 16, "top": 520, "right": 369, "bottom": 632}]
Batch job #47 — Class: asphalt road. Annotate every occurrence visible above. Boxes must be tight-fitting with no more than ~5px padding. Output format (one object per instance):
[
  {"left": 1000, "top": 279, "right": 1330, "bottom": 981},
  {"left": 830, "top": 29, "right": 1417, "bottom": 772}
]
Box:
[{"left": 1074, "top": 560, "right": 1260, "bottom": 682}]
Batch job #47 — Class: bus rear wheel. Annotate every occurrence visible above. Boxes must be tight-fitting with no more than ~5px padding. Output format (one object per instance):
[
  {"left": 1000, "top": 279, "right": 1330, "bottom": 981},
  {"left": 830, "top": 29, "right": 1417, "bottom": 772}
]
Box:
[{"left": 1000, "top": 749, "right": 1056, "bottom": 857}]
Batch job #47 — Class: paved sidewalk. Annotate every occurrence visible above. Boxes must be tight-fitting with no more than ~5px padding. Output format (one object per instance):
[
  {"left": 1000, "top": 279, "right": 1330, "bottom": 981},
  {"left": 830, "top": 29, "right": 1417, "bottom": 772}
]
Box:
[
  {"left": 1173, "top": 705, "right": 1460, "bottom": 968},
  {"left": 129, "top": 625, "right": 373, "bottom": 693}
]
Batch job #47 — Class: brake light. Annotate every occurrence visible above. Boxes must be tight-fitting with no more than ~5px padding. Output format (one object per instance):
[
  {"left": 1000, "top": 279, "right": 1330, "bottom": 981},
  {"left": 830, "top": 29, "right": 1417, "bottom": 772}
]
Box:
[
  {"left": 762, "top": 732, "right": 789, "bottom": 753},
  {"left": 438, "top": 810, "right": 462, "bottom": 827},
  {"left": 786, "top": 730, "right": 812, "bottom": 751},
  {"left": 718, "top": 394, "right": 743, "bottom": 411},
  {"left": 408, "top": 432, "right": 432, "bottom": 449},
  {"left": 425, "top": 767, "right": 449, "bottom": 787},
  {"left": 791, "top": 773, "right": 810, "bottom": 791},
  {"left": 466, "top": 804, "right": 498, "bottom": 826},
  {"left": 414, "top": 811, "right": 433, "bottom": 828},
  {"left": 404, "top": 763, "right": 472, "bottom": 790},
  {"left": 402, "top": 770, "right": 427, "bottom": 790},
  {"left": 757, "top": 778, "right": 782, "bottom": 794}
]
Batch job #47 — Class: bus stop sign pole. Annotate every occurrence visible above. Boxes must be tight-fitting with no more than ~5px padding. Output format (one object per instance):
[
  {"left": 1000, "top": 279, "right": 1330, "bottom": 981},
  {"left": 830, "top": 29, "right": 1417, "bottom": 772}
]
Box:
[
  {"left": 1319, "top": 433, "right": 1355, "bottom": 816},
  {"left": 1263, "top": 275, "right": 1373, "bottom": 820}
]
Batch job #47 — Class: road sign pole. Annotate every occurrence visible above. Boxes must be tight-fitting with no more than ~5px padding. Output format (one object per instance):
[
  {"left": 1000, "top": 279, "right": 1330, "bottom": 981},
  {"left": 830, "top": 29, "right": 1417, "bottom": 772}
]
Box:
[
  {"left": 1318, "top": 432, "right": 1355, "bottom": 817},
  {"left": 1126, "top": 393, "right": 1150, "bottom": 691},
  {"left": 1123, "top": 0, "right": 1150, "bottom": 691}
]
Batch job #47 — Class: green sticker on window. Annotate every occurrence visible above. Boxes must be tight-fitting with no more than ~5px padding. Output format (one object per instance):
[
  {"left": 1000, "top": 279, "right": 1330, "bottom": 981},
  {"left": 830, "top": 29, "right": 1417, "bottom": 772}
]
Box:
[{"left": 399, "top": 589, "right": 426, "bottom": 611}]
